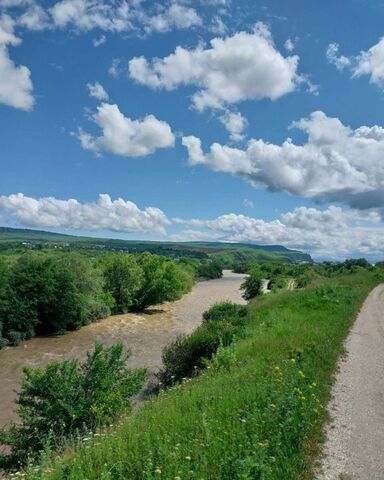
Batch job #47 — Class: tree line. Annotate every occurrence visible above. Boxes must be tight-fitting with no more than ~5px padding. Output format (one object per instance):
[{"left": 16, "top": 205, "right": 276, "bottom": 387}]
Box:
[{"left": 0, "top": 252, "right": 222, "bottom": 349}]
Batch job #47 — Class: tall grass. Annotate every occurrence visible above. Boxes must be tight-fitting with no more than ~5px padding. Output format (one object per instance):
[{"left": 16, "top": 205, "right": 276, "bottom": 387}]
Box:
[{"left": 24, "top": 270, "right": 382, "bottom": 479}]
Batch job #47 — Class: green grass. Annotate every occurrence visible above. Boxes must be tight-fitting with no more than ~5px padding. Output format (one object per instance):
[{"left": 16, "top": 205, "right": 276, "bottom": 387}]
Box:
[{"left": 24, "top": 270, "right": 382, "bottom": 480}]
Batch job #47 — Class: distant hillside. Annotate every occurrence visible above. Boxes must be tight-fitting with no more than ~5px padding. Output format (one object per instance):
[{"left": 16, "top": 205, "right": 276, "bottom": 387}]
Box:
[{"left": 0, "top": 226, "right": 312, "bottom": 264}]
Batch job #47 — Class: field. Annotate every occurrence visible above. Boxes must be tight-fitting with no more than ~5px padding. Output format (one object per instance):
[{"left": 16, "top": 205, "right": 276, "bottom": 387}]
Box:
[{"left": 23, "top": 268, "right": 382, "bottom": 480}]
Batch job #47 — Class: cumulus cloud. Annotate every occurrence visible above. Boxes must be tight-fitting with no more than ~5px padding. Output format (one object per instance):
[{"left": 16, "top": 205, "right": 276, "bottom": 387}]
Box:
[
  {"left": 0, "top": 193, "right": 170, "bottom": 235},
  {"left": 144, "top": 3, "right": 202, "bottom": 34},
  {"left": 284, "top": 37, "right": 295, "bottom": 52},
  {"left": 218, "top": 110, "right": 248, "bottom": 141},
  {"left": 0, "top": 14, "right": 34, "bottom": 110},
  {"left": 87, "top": 81, "right": 109, "bottom": 101},
  {"left": 353, "top": 37, "right": 384, "bottom": 89},
  {"left": 326, "top": 43, "right": 351, "bottom": 71},
  {"left": 182, "top": 111, "right": 384, "bottom": 211},
  {"left": 76, "top": 102, "right": 175, "bottom": 157},
  {"left": 327, "top": 37, "right": 384, "bottom": 91},
  {"left": 173, "top": 206, "right": 384, "bottom": 259},
  {"left": 129, "top": 22, "right": 306, "bottom": 110},
  {"left": 2, "top": 192, "right": 384, "bottom": 258}
]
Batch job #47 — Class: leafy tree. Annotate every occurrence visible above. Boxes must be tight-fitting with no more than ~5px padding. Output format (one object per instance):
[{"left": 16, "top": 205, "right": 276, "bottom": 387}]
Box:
[
  {"left": 101, "top": 253, "right": 143, "bottom": 313},
  {"left": 4, "top": 254, "right": 110, "bottom": 340},
  {"left": 241, "top": 270, "right": 264, "bottom": 300},
  {"left": 196, "top": 260, "right": 223, "bottom": 279},
  {"left": 134, "top": 253, "right": 191, "bottom": 310},
  {"left": 0, "top": 343, "right": 146, "bottom": 470}
]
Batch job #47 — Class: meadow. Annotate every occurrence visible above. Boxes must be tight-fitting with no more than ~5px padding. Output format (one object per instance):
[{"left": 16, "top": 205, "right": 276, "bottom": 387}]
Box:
[{"left": 21, "top": 266, "right": 383, "bottom": 479}]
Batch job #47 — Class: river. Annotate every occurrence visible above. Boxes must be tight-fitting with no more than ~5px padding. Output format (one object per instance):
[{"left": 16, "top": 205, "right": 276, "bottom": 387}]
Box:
[{"left": 0, "top": 270, "right": 246, "bottom": 427}]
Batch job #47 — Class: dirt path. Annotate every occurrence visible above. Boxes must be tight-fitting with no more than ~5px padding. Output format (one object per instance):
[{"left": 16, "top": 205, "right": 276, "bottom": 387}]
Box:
[{"left": 317, "top": 284, "right": 384, "bottom": 480}]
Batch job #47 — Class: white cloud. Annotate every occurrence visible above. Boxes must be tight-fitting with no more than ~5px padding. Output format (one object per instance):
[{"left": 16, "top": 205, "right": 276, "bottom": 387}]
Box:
[
  {"left": 0, "top": 193, "right": 170, "bottom": 235},
  {"left": 129, "top": 23, "right": 306, "bottom": 110},
  {"left": 76, "top": 102, "right": 175, "bottom": 157},
  {"left": 243, "top": 199, "right": 254, "bottom": 209},
  {"left": 327, "top": 37, "right": 384, "bottom": 91},
  {"left": 0, "top": 14, "right": 34, "bottom": 110},
  {"left": 108, "top": 58, "right": 121, "bottom": 78},
  {"left": 173, "top": 206, "right": 384, "bottom": 259},
  {"left": 87, "top": 81, "right": 109, "bottom": 101},
  {"left": 284, "top": 37, "right": 295, "bottom": 52},
  {"left": 2, "top": 192, "right": 384, "bottom": 259},
  {"left": 218, "top": 110, "right": 248, "bottom": 141},
  {"left": 5, "top": 0, "right": 202, "bottom": 35},
  {"left": 353, "top": 37, "right": 384, "bottom": 89},
  {"left": 50, "top": 0, "right": 133, "bottom": 32},
  {"left": 93, "top": 34, "right": 106, "bottom": 47},
  {"left": 182, "top": 111, "right": 384, "bottom": 211},
  {"left": 17, "top": 3, "right": 49, "bottom": 30},
  {"left": 326, "top": 43, "right": 351, "bottom": 71},
  {"left": 144, "top": 3, "right": 202, "bottom": 34}
]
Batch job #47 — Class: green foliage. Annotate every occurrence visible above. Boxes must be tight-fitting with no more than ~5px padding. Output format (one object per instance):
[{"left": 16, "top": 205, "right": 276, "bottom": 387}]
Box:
[
  {"left": 158, "top": 302, "right": 247, "bottom": 386},
  {"left": 202, "top": 301, "right": 247, "bottom": 323},
  {"left": 0, "top": 251, "right": 196, "bottom": 349},
  {"left": 23, "top": 270, "right": 383, "bottom": 480},
  {"left": 196, "top": 260, "right": 223, "bottom": 279},
  {"left": 2, "top": 254, "right": 109, "bottom": 342},
  {"left": 134, "top": 253, "right": 192, "bottom": 310},
  {"left": 101, "top": 253, "right": 143, "bottom": 313},
  {"left": 0, "top": 343, "right": 146, "bottom": 470},
  {"left": 241, "top": 270, "right": 264, "bottom": 300}
]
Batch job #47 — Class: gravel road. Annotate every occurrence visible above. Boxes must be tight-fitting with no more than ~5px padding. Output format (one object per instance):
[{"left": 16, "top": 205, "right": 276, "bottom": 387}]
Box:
[{"left": 317, "top": 284, "right": 384, "bottom": 480}]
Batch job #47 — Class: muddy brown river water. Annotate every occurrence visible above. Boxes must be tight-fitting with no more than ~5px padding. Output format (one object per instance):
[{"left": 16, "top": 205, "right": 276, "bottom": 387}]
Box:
[{"left": 0, "top": 270, "right": 246, "bottom": 427}]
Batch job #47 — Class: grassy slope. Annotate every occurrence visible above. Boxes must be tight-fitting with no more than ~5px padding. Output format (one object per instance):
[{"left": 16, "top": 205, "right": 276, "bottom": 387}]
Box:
[
  {"left": 26, "top": 271, "right": 381, "bottom": 480},
  {"left": 0, "top": 227, "right": 312, "bottom": 264}
]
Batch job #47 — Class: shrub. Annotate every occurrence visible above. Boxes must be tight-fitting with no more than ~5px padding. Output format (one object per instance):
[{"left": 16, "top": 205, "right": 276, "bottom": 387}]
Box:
[
  {"left": 0, "top": 343, "right": 146, "bottom": 470},
  {"left": 196, "top": 260, "right": 223, "bottom": 279},
  {"left": 202, "top": 301, "right": 247, "bottom": 323},
  {"left": 241, "top": 270, "right": 264, "bottom": 300},
  {"left": 158, "top": 302, "right": 247, "bottom": 386}
]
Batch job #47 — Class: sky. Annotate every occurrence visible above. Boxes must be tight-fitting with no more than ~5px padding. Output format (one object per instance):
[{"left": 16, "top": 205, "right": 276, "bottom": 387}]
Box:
[{"left": 2, "top": 0, "right": 384, "bottom": 260}]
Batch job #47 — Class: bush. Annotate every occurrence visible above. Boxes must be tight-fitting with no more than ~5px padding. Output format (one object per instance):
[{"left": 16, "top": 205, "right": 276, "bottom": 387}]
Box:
[
  {"left": 158, "top": 302, "right": 247, "bottom": 386},
  {"left": 202, "top": 301, "right": 247, "bottom": 323},
  {"left": 196, "top": 260, "right": 223, "bottom": 279},
  {"left": 241, "top": 270, "right": 264, "bottom": 300},
  {"left": 0, "top": 343, "right": 146, "bottom": 470}
]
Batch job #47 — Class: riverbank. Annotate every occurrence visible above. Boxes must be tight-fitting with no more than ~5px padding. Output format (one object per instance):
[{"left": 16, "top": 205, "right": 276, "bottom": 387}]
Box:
[
  {"left": 23, "top": 270, "right": 382, "bottom": 480},
  {"left": 0, "top": 270, "right": 246, "bottom": 427}
]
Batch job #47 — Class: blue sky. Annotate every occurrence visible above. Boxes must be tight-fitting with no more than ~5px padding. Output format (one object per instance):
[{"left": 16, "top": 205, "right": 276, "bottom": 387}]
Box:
[{"left": 1, "top": 0, "right": 384, "bottom": 260}]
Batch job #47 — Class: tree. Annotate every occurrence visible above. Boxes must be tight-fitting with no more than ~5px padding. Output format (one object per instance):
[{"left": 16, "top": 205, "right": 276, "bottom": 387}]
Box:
[
  {"left": 135, "top": 253, "right": 190, "bottom": 310},
  {"left": 4, "top": 254, "right": 110, "bottom": 341},
  {"left": 0, "top": 343, "right": 146, "bottom": 470},
  {"left": 101, "top": 254, "right": 143, "bottom": 313},
  {"left": 241, "top": 270, "right": 264, "bottom": 300}
]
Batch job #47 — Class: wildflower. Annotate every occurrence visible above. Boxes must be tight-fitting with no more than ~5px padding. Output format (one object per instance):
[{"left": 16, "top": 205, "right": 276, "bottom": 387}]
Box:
[
  {"left": 155, "top": 467, "right": 162, "bottom": 474},
  {"left": 290, "top": 358, "right": 296, "bottom": 364},
  {"left": 298, "top": 370, "right": 305, "bottom": 378},
  {"left": 185, "top": 456, "right": 191, "bottom": 461}
]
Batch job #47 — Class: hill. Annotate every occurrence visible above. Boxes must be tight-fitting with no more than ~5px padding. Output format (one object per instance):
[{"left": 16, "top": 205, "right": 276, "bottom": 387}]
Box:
[{"left": 0, "top": 226, "right": 312, "bottom": 264}]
